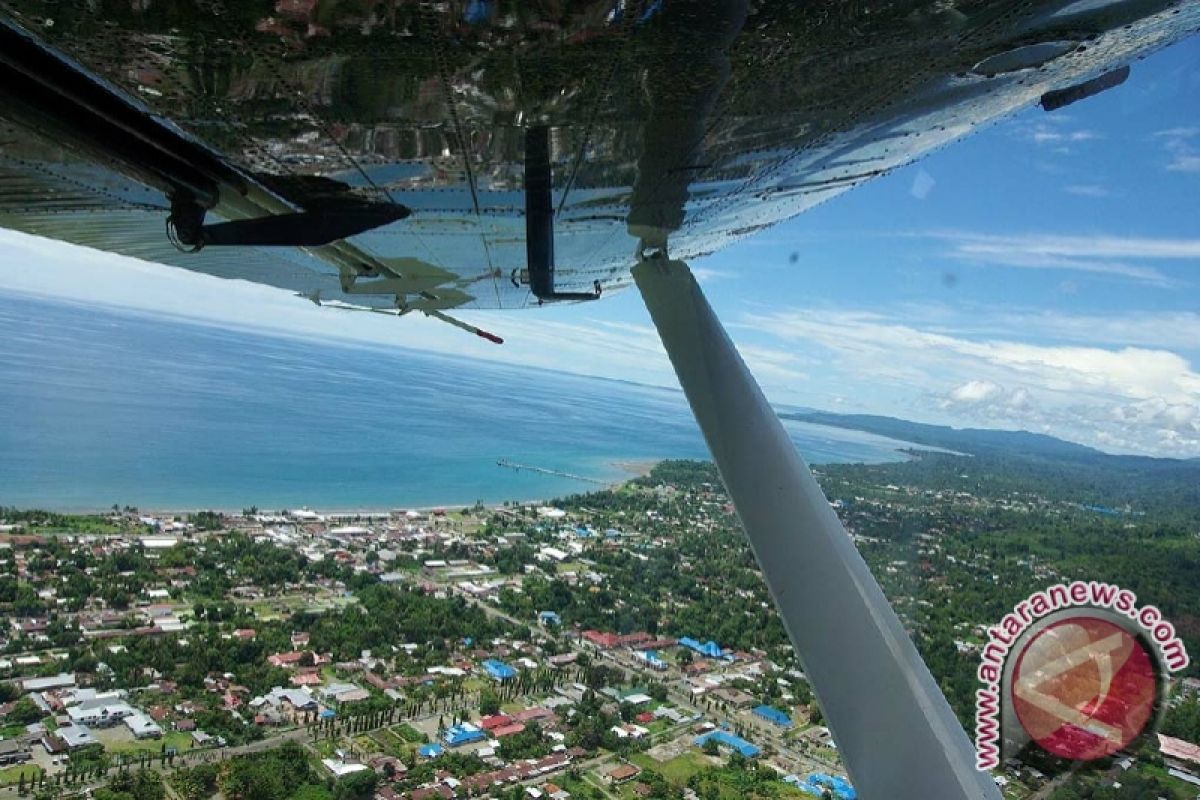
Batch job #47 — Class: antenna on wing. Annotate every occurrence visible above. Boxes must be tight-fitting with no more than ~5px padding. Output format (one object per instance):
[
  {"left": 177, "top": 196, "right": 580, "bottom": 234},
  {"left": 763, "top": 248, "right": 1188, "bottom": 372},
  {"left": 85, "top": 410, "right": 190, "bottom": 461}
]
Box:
[{"left": 303, "top": 296, "right": 504, "bottom": 345}]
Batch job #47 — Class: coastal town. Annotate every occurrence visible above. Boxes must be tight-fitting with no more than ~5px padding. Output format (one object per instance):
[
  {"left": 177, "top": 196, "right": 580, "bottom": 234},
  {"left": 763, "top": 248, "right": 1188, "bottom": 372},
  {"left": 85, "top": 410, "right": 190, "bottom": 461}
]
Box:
[{"left": 1, "top": 458, "right": 1199, "bottom": 800}]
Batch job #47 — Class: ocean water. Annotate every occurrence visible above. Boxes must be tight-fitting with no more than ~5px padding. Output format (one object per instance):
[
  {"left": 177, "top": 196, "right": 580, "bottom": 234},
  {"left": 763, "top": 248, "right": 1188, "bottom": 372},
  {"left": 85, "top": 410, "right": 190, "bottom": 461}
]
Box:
[{"left": 0, "top": 295, "right": 925, "bottom": 511}]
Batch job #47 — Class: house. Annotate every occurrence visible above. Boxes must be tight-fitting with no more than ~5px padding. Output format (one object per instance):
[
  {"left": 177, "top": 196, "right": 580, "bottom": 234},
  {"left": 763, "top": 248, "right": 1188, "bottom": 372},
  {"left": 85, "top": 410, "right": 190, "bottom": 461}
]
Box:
[
  {"left": 538, "top": 611, "right": 562, "bottom": 627},
  {"left": 694, "top": 730, "right": 760, "bottom": 758},
  {"left": 1159, "top": 733, "right": 1200, "bottom": 774},
  {"left": 21, "top": 673, "right": 75, "bottom": 693},
  {"left": 610, "top": 724, "right": 649, "bottom": 740},
  {"left": 605, "top": 764, "right": 641, "bottom": 785},
  {"left": 679, "top": 637, "right": 725, "bottom": 659},
  {"left": 55, "top": 724, "right": 96, "bottom": 750},
  {"left": 67, "top": 699, "right": 136, "bottom": 728},
  {"left": 482, "top": 659, "right": 517, "bottom": 681},
  {"left": 634, "top": 650, "right": 667, "bottom": 671},
  {"left": 752, "top": 705, "right": 793, "bottom": 728},
  {"left": 512, "top": 707, "right": 555, "bottom": 724},
  {"left": 710, "top": 687, "right": 755, "bottom": 708},
  {"left": 321, "top": 757, "right": 369, "bottom": 778},
  {"left": 262, "top": 687, "right": 317, "bottom": 712},
  {"left": 493, "top": 723, "right": 526, "bottom": 738},
  {"left": 802, "top": 774, "right": 857, "bottom": 800},
  {"left": 0, "top": 739, "right": 30, "bottom": 766},
  {"left": 480, "top": 714, "right": 515, "bottom": 732},
  {"left": 411, "top": 785, "right": 454, "bottom": 800},
  {"left": 332, "top": 688, "right": 370, "bottom": 704},
  {"left": 418, "top": 743, "right": 444, "bottom": 759},
  {"left": 267, "top": 651, "right": 306, "bottom": 669},
  {"left": 124, "top": 712, "right": 163, "bottom": 739},
  {"left": 617, "top": 633, "right": 654, "bottom": 649},
  {"left": 368, "top": 755, "right": 407, "bottom": 778},
  {"left": 582, "top": 630, "right": 619, "bottom": 649},
  {"left": 443, "top": 722, "right": 486, "bottom": 747}
]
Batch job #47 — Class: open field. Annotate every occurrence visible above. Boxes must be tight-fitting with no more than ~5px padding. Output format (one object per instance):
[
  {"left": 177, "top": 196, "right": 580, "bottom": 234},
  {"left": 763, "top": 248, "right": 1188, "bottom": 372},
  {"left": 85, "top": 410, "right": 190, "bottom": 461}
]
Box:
[
  {"left": 95, "top": 728, "right": 194, "bottom": 756},
  {"left": 0, "top": 764, "right": 43, "bottom": 787},
  {"left": 631, "top": 751, "right": 711, "bottom": 785}
]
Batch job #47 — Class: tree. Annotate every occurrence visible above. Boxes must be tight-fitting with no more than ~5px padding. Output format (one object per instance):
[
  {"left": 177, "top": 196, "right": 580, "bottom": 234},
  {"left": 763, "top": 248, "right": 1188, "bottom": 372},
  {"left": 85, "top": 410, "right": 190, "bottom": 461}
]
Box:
[
  {"left": 333, "top": 771, "right": 378, "bottom": 800},
  {"left": 6, "top": 697, "right": 44, "bottom": 725},
  {"left": 479, "top": 690, "right": 501, "bottom": 717}
]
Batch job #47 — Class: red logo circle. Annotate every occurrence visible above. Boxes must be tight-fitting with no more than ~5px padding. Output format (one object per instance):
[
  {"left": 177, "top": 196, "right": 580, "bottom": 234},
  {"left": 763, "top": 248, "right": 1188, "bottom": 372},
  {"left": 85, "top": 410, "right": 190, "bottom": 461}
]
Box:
[{"left": 1011, "top": 616, "right": 1158, "bottom": 761}]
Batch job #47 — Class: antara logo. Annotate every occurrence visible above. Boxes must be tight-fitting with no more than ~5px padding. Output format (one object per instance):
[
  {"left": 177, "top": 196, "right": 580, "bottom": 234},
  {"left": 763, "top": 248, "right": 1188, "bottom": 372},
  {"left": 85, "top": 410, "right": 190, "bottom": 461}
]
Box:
[{"left": 974, "top": 581, "right": 1189, "bottom": 771}]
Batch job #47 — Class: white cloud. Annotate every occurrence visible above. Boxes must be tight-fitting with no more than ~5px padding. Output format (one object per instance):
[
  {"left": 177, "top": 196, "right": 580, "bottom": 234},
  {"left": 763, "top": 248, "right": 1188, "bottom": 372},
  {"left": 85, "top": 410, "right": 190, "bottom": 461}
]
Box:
[
  {"left": 1062, "top": 184, "right": 1112, "bottom": 198},
  {"left": 737, "top": 306, "right": 1200, "bottom": 456},
  {"left": 690, "top": 267, "right": 732, "bottom": 284},
  {"left": 947, "top": 380, "right": 1002, "bottom": 404},
  {"left": 917, "top": 230, "right": 1200, "bottom": 286},
  {"left": 1030, "top": 128, "right": 1100, "bottom": 145},
  {"left": 1154, "top": 126, "right": 1200, "bottom": 173},
  {"left": 1012, "top": 119, "right": 1102, "bottom": 154}
]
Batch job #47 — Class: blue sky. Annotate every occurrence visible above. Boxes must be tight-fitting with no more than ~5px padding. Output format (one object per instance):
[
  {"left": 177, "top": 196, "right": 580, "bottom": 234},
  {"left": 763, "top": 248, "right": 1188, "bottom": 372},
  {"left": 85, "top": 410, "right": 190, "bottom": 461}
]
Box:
[{"left": 1, "top": 37, "right": 1198, "bottom": 457}]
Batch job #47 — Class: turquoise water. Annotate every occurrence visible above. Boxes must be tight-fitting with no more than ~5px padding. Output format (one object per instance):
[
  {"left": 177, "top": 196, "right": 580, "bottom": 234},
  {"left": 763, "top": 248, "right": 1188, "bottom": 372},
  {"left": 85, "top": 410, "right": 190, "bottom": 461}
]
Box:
[{"left": 0, "top": 294, "right": 925, "bottom": 511}]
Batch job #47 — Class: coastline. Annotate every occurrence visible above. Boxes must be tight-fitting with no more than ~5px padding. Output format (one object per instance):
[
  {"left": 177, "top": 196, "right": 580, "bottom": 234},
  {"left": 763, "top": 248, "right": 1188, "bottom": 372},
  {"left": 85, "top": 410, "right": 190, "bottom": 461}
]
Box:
[{"left": 7, "top": 459, "right": 666, "bottom": 518}]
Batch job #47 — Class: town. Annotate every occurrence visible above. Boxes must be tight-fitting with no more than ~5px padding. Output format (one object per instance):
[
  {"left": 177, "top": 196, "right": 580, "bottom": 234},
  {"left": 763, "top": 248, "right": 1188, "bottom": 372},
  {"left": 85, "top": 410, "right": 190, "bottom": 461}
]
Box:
[{"left": 2, "top": 456, "right": 1199, "bottom": 800}]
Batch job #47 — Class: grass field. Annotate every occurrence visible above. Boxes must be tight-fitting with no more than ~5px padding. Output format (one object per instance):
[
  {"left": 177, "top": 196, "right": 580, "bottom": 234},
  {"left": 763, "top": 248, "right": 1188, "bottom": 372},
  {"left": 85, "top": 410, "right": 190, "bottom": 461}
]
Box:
[
  {"left": 630, "top": 751, "right": 709, "bottom": 785},
  {"left": 104, "top": 730, "right": 194, "bottom": 756},
  {"left": 0, "top": 764, "right": 43, "bottom": 787},
  {"left": 392, "top": 723, "right": 427, "bottom": 743}
]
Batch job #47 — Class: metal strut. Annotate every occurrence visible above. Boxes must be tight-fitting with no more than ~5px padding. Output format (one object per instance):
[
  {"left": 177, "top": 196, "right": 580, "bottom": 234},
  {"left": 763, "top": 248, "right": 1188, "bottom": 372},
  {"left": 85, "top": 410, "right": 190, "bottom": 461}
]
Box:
[
  {"left": 524, "top": 126, "right": 601, "bottom": 302},
  {"left": 632, "top": 258, "right": 1001, "bottom": 800}
]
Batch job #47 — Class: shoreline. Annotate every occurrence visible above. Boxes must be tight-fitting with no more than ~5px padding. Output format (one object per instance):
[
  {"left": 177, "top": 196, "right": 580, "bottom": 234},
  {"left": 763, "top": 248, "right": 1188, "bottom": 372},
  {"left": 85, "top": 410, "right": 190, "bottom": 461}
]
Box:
[{"left": 1, "top": 458, "right": 665, "bottom": 518}]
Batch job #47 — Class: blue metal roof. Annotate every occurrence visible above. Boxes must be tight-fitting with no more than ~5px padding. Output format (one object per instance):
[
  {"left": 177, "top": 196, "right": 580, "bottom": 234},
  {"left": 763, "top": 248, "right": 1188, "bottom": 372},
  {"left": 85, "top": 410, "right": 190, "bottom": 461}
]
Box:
[
  {"left": 482, "top": 659, "right": 517, "bottom": 680},
  {"left": 418, "top": 743, "right": 444, "bottom": 758},
  {"left": 443, "top": 723, "right": 486, "bottom": 746},
  {"left": 694, "top": 730, "right": 760, "bottom": 758},
  {"left": 752, "top": 704, "right": 793, "bottom": 727},
  {"left": 808, "top": 774, "right": 857, "bottom": 800},
  {"left": 679, "top": 637, "right": 724, "bottom": 658}
]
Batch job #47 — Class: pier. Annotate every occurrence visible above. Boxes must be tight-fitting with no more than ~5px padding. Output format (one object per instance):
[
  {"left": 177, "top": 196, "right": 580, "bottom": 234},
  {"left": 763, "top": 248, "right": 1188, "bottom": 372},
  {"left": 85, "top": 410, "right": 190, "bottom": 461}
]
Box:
[{"left": 496, "top": 459, "right": 606, "bottom": 485}]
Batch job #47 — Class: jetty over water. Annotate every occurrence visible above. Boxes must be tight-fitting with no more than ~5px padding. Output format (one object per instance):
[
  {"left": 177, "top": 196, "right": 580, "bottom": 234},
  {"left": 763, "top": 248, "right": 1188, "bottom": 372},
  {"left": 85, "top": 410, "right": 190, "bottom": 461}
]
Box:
[{"left": 496, "top": 459, "right": 606, "bottom": 485}]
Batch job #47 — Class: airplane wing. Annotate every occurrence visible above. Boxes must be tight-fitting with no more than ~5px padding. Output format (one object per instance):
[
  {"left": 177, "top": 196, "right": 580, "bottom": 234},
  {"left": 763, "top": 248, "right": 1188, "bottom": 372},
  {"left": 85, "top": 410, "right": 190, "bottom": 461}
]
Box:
[
  {"left": 1, "top": 0, "right": 1196, "bottom": 314},
  {"left": 3, "top": 4, "right": 1197, "bottom": 798}
]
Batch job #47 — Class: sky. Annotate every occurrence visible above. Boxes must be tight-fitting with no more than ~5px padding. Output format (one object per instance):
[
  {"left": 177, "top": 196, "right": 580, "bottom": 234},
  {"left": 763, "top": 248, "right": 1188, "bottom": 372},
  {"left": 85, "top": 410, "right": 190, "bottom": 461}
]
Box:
[{"left": 1, "top": 37, "right": 1199, "bottom": 458}]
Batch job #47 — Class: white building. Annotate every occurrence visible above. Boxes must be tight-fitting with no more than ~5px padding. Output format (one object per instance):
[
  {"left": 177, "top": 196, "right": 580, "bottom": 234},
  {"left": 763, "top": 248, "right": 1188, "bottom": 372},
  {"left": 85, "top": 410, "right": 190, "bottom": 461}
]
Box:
[
  {"left": 123, "top": 712, "right": 163, "bottom": 739},
  {"left": 67, "top": 700, "right": 136, "bottom": 728},
  {"left": 56, "top": 725, "right": 96, "bottom": 749}
]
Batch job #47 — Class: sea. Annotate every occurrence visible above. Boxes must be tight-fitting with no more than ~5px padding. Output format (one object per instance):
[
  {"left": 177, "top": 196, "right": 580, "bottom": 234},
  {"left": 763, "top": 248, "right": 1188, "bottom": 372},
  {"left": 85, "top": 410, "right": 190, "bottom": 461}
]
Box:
[{"left": 0, "top": 294, "right": 930, "bottom": 512}]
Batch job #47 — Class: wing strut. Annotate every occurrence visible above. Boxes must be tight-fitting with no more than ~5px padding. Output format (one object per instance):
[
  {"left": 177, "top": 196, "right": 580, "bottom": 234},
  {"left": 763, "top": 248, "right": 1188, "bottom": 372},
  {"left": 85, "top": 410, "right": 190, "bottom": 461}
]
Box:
[{"left": 632, "top": 257, "right": 1000, "bottom": 800}]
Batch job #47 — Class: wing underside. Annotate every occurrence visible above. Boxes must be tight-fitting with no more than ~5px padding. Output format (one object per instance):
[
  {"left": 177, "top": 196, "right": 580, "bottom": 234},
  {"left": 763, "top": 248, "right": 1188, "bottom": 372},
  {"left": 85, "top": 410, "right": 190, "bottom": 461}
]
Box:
[{"left": 0, "top": 0, "right": 1197, "bottom": 311}]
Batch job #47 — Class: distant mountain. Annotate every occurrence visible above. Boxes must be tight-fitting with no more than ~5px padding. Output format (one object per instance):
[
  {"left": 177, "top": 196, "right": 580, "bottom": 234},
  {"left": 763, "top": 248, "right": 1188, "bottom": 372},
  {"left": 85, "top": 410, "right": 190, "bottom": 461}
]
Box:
[
  {"left": 783, "top": 411, "right": 1200, "bottom": 510},
  {"left": 783, "top": 411, "right": 1192, "bottom": 466}
]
